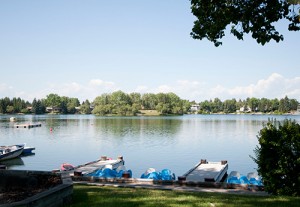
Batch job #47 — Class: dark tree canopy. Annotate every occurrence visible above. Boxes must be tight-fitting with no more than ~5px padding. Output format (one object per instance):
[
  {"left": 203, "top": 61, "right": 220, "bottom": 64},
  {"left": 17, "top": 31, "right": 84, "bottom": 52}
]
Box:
[{"left": 190, "top": 0, "right": 300, "bottom": 46}]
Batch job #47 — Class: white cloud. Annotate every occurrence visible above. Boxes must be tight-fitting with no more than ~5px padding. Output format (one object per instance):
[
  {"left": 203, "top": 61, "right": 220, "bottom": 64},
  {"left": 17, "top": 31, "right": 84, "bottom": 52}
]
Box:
[
  {"left": 130, "top": 73, "right": 300, "bottom": 101},
  {"left": 43, "top": 80, "right": 119, "bottom": 101},
  {"left": 1, "top": 73, "right": 299, "bottom": 102},
  {"left": 132, "top": 80, "right": 207, "bottom": 101},
  {"left": 207, "top": 73, "right": 300, "bottom": 100},
  {"left": 229, "top": 73, "right": 299, "bottom": 98},
  {"left": 88, "top": 79, "right": 116, "bottom": 88},
  {"left": 8, "top": 79, "right": 119, "bottom": 102}
]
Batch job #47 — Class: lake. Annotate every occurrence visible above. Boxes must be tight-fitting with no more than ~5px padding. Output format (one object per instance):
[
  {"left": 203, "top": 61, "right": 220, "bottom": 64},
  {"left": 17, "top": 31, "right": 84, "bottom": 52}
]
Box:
[{"left": 0, "top": 114, "right": 299, "bottom": 178}]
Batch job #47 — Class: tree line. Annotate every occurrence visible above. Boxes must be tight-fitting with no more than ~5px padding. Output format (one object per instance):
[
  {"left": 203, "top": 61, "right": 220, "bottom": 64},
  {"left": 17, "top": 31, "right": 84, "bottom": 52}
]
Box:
[
  {"left": 196, "top": 96, "right": 299, "bottom": 114},
  {"left": 0, "top": 94, "right": 84, "bottom": 115},
  {"left": 0, "top": 92, "right": 299, "bottom": 115}
]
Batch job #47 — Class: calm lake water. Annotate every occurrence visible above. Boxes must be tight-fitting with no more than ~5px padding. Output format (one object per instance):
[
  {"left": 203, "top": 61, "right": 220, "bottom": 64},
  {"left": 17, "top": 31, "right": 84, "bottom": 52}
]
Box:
[{"left": 0, "top": 114, "right": 299, "bottom": 178}]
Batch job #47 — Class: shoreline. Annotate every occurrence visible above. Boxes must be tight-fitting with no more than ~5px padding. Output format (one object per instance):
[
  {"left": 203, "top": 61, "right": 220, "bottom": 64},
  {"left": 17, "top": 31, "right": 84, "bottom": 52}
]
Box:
[{"left": 1, "top": 111, "right": 300, "bottom": 116}]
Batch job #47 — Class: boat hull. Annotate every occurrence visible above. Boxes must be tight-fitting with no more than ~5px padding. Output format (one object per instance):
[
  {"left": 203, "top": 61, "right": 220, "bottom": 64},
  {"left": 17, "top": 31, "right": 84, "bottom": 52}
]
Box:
[
  {"left": 0, "top": 145, "right": 24, "bottom": 161},
  {"left": 16, "top": 144, "right": 35, "bottom": 155}
]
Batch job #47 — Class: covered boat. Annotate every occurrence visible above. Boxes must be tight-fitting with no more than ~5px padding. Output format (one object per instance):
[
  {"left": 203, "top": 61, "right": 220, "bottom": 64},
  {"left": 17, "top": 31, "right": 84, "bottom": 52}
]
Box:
[
  {"left": 246, "top": 172, "right": 264, "bottom": 187},
  {"left": 87, "top": 165, "right": 132, "bottom": 178},
  {"left": 227, "top": 171, "right": 248, "bottom": 185},
  {"left": 227, "top": 171, "right": 264, "bottom": 189},
  {"left": 0, "top": 144, "right": 24, "bottom": 161},
  {"left": 140, "top": 168, "right": 176, "bottom": 181}
]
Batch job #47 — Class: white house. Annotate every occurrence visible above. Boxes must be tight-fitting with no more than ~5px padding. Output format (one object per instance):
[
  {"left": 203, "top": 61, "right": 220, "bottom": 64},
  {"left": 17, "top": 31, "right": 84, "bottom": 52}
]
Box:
[
  {"left": 239, "top": 106, "right": 252, "bottom": 113},
  {"left": 190, "top": 104, "right": 200, "bottom": 112}
]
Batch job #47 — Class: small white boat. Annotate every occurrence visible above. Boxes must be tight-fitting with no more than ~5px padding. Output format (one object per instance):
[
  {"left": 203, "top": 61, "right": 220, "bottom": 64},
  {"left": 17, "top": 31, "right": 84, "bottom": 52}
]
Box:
[
  {"left": 0, "top": 145, "right": 24, "bottom": 161},
  {"left": 9, "top": 117, "right": 16, "bottom": 122}
]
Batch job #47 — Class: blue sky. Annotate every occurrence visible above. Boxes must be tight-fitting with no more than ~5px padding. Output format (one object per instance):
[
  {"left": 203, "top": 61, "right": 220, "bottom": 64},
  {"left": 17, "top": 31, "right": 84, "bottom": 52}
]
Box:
[{"left": 0, "top": 0, "right": 299, "bottom": 102}]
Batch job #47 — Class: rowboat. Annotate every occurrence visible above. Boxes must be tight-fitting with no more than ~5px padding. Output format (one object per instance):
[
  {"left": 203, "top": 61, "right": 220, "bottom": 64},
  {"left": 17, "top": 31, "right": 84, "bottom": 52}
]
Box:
[{"left": 0, "top": 144, "right": 24, "bottom": 161}]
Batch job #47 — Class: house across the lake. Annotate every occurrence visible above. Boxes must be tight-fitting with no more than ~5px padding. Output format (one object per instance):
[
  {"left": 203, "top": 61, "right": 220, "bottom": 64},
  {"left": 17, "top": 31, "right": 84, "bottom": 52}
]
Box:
[
  {"left": 190, "top": 104, "right": 200, "bottom": 112},
  {"left": 46, "top": 107, "right": 61, "bottom": 113}
]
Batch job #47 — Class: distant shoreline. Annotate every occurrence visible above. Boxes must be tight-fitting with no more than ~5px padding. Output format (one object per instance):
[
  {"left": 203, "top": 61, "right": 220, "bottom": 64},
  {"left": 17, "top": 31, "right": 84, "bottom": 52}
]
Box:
[{"left": 1, "top": 111, "right": 299, "bottom": 116}]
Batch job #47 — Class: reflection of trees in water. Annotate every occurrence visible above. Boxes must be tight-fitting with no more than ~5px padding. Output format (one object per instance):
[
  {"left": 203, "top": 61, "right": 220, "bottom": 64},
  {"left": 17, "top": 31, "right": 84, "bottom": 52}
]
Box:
[
  {"left": 44, "top": 116, "right": 91, "bottom": 127},
  {"left": 93, "top": 117, "right": 182, "bottom": 138},
  {"left": 45, "top": 118, "right": 79, "bottom": 128}
]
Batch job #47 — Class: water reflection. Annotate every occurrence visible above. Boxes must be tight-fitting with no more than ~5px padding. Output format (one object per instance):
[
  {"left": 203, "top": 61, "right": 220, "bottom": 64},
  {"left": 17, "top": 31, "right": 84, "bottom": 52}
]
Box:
[
  {"left": 93, "top": 117, "right": 182, "bottom": 138},
  {"left": 0, "top": 157, "right": 24, "bottom": 168},
  {"left": 0, "top": 114, "right": 299, "bottom": 177}
]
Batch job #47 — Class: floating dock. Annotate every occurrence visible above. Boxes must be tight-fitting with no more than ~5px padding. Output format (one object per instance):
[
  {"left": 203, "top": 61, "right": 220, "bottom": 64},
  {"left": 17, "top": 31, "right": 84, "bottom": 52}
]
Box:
[
  {"left": 73, "top": 156, "right": 125, "bottom": 176},
  {"left": 14, "top": 123, "right": 42, "bottom": 128},
  {"left": 181, "top": 159, "right": 228, "bottom": 182}
]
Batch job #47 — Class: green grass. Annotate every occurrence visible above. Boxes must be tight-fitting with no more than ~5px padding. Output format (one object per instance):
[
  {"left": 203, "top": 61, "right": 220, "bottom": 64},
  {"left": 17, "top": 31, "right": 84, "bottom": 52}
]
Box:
[
  {"left": 68, "top": 184, "right": 300, "bottom": 207},
  {"left": 139, "top": 110, "right": 161, "bottom": 116}
]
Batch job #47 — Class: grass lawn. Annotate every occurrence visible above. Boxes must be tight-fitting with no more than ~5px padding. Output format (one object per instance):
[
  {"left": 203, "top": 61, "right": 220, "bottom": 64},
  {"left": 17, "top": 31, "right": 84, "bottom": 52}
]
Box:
[
  {"left": 68, "top": 184, "right": 300, "bottom": 207},
  {"left": 139, "top": 110, "right": 161, "bottom": 116}
]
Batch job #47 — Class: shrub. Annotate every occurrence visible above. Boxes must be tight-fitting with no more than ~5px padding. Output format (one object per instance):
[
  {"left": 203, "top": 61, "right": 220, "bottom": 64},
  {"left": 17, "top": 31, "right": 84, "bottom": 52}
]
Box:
[{"left": 252, "top": 119, "right": 300, "bottom": 196}]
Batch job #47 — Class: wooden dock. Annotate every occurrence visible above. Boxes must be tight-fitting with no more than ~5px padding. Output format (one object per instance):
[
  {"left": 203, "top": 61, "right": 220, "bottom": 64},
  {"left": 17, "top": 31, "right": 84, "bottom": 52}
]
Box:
[
  {"left": 14, "top": 123, "right": 42, "bottom": 128},
  {"left": 73, "top": 156, "right": 125, "bottom": 176},
  {"left": 181, "top": 159, "right": 228, "bottom": 182}
]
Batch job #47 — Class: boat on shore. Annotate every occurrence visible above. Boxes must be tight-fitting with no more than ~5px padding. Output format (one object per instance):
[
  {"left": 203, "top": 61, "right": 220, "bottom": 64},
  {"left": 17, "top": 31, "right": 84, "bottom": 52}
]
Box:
[
  {"left": 61, "top": 163, "right": 75, "bottom": 171},
  {"left": 0, "top": 144, "right": 24, "bottom": 161},
  {"left": 227, "top": 171, "right": 264, "bottom": 190},
  {"left": 246, "top": 172, "right": 263, "bottom": 187},
  {"left": 180, "top": 159, "right": 228, "bottom": 182},
  {"left": 140, "top": 168, "right": 176, "bottom": 181},
  {"left": 61, "top": 155, "right": 126, "bottom": 177},
  {"left": 87, "top": 165, "right": 132, "bottom": 178}
]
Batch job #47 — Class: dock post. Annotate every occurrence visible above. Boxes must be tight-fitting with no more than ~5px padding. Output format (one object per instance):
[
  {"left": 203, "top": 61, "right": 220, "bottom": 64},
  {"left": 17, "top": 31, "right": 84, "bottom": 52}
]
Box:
[
  {"left": 100, "top": 156, "right": 107, "bottom": 161},
  {"left": 200, "top": 159, "right": 207, "bottom": 164},
  {"left": 221, "top": 160, "right": 227, "bottom": 165}
]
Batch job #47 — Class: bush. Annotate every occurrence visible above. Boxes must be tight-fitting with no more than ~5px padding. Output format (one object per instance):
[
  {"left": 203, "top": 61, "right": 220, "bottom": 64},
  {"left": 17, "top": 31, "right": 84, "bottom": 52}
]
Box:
[{"left": 252, "top": 119, "right": 300, "bottom": 196}]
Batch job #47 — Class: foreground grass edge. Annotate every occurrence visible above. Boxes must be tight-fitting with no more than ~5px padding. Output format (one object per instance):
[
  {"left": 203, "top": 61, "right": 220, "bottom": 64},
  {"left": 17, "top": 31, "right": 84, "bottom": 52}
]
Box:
[{"left": 67, "top": 184, "right": 300, "bottom": 207}]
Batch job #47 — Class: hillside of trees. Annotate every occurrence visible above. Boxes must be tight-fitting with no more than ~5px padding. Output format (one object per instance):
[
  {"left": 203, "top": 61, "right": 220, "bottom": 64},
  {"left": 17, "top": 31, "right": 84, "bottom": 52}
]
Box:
[{"left": 0, "top": 91, "right": 298, "bottom": 115}]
